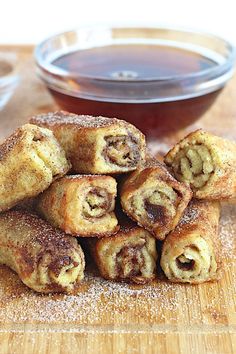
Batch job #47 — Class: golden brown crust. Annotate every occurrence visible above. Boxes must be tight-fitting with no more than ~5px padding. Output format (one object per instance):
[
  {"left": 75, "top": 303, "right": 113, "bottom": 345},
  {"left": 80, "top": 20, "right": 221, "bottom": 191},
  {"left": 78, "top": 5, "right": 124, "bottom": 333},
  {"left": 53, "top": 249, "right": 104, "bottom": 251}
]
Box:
[
  {"left": 85, "top": 213, "right": 157, "bottom": 284},
  {"left": 37, "top": 174, "right": 119, "bottom": 237},
  {"left": 0, "top": 124, "right": 70, "bottom": 212},
  {"left": 0, "top": 210, "right": 85, "bottom": 294},
  {"left": 0, "top": 127, "right": 24, "bottom": 161},
  {"left": 30, "top": 111, "right": 146, "bottom": 174},
  {"left": 164, "top": 129, "right": 236, "bottom": 200},
  {"left": 120, "top": 159, "right": 192, "bottom": 240},
  {"left": 160, "top": 200, "right": 220, "bottom": 284}
]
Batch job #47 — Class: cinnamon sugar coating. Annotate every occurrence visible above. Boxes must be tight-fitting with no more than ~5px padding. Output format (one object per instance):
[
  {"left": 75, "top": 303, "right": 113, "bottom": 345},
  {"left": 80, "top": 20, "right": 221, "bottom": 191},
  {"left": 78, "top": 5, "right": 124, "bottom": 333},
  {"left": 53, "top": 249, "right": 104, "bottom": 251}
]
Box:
[
  {"left": 161, "top": 200, "right": 220, "bottom": 284},
  {"left": 30, "top": 111, "right": 146, "bottom": 174},
  {"left": 85, "top": 213, "right": 157, "bottom": 284},
  {"left": 120, "top": 159, "right": 192, "bottom": 240},
  {"left": 164, "top": 129, "right": 236, "bottom": 200},
  {"left": 37, "top": 174, "right": 119, "bottom": 237},
  {"left": 0, "top": 124, "right": 70, "bottom": 212},
  {"left": 0, "top": 210, "right": 85, "bottom": 293}
]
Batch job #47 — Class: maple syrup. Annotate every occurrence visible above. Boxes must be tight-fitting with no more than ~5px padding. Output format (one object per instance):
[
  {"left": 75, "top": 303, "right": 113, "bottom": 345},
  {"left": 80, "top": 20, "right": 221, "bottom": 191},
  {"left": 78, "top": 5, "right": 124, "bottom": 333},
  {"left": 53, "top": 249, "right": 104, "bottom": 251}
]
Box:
[
  {"left": 48, "top": 44, "right": 223, "bottom": 137},
  {"left": 53, "top": 44, "right": 216, "bottom": 79}
]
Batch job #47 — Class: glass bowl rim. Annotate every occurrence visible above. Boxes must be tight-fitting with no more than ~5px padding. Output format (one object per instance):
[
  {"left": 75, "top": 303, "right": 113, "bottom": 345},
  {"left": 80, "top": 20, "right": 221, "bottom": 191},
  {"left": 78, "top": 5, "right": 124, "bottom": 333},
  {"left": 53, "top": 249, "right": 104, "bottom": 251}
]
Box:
[{"left": 35, "top": 24, "right": 236, "bottom": 83}]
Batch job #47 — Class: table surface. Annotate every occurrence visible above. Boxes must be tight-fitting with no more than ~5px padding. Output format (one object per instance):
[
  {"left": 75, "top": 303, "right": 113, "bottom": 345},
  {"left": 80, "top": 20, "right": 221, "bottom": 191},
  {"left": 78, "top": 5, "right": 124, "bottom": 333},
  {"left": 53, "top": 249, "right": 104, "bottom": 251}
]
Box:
[{"left": 0, "top": 45, "right": 235, "bottom": 354}]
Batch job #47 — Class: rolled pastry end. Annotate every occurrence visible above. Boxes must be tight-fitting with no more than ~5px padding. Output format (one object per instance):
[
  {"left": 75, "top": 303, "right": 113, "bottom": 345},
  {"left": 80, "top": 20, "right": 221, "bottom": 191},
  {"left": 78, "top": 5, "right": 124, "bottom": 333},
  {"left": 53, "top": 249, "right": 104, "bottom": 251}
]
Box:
[
  {"left": 0, "top": 124, "right": 70, "bottom": 212},
  {"left": 103, "top": 134, "right": 141, "bottom": 169},
  {"left": 164, "top": 129, "right": 236, "bottom": 199},
  {"left": 120, "top": 160, "right": 192, "bottom": 240},
  {"left": 82, "top": 186, "right": 114, "bottom": 219},
  {"left": 24, "top": 124, "right": 71, "bottom": 178},
  {"left": 160, "top": 200, "right": 220, "bottom": 284},
  {"left": 161, "top": 232, "right": 217, "bottom": 283},
  {"left": 89, "top": 224, "right": 158, "bottom": 284},
  {"left": 30, "top": 244, "right": 85, "bottom": 293},
  {"left": 37, "top": 175, "right": 119, "bottom": 237}
]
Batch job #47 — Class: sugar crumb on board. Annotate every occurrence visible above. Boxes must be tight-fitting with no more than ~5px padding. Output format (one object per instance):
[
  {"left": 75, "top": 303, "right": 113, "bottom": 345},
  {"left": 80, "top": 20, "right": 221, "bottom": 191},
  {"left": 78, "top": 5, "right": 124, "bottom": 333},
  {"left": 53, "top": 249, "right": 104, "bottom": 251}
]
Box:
[{"left": 219, "top": 203, "right": 236, "bottom": 258}]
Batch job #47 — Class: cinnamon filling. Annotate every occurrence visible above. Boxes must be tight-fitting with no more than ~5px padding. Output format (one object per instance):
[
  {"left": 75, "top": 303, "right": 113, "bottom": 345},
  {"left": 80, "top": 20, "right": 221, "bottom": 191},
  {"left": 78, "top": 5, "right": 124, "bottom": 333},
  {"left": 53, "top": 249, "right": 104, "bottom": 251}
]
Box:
[
  {"left": 174, "top": 144, "right": 214, "bottom": 189},
  {"left": 144, "top": 201, "right": 166, "bottom": 224},
  {"left": 32, "top": 132, "right": 44, "bottom": 142},
  {"left": 83, "top": 188, "right": 112, "bottom": 218},
  {"left": 176, "top": 256, "right": 195, "bottom": 271},
  {"left": 116, "top": 244, "right": 145, "bottom": 278},
  {"left": 140, "top": 189, "right": 177, "bottom": 224},
  {"left": 104, "top": 135, "right": 140, "bottom": 167},
  {"left": 48, "top": 256, "right": 72, "bottom": 277}
]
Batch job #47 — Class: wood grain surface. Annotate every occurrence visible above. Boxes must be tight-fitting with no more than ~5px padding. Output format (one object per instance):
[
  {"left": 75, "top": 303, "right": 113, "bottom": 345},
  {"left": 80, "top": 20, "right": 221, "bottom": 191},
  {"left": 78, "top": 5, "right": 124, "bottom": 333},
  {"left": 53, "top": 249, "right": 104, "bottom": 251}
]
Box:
[{"left": 0, "top": 46, "right": 235, "bottom": 354}]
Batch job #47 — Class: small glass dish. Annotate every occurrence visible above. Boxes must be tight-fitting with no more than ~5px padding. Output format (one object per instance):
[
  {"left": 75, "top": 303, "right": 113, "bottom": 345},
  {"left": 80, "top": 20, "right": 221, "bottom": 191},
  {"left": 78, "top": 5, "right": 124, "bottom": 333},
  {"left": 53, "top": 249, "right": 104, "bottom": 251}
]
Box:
[
  {"left": 35, "top": 26, "right": 236, "bottom": 137},
  {"left": 0, "top": 53, "right": 19, "bottom": 111}
]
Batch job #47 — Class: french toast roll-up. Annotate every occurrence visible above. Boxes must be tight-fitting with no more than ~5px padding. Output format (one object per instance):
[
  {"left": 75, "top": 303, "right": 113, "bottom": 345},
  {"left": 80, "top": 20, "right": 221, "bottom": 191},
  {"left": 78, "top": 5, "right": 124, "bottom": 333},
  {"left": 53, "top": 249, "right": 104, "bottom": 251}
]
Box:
[
  {"left": 30, "top": 111, "right": 146, "bottom": 174},
  {"left": 0, "top": 210, "right": 85, "bottom": 293},
  {"left": 85, "top": 215, "right": 157, "bottom": 284},
  {"left": 120, "top": 159, "right": 192, "bottom": 240},
  {"left": 160, "top": 200, "right": 220, "bottom": 284},
  {"left": 164, "top": 129, "right": 236, "bottom": 199},
  {"left": 37, "top": 175, "right": 119, "bottom": 237},
  {"left": 0, "top": 124, "right": 70, "bottom": 212}
]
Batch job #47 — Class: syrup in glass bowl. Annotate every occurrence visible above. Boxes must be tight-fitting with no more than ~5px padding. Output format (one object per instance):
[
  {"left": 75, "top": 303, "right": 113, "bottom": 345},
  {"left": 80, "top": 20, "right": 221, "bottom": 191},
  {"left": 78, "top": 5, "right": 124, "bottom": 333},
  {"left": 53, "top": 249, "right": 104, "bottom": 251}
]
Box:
[{"left": 35, "top": 27, "right": 235, "bottom": 137}]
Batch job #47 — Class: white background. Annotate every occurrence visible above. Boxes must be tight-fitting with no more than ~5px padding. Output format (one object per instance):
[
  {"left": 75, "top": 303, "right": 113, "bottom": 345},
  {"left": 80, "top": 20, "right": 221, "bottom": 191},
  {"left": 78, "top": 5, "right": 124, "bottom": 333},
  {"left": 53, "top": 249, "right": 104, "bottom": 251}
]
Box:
[{"left": 0, "top": 0, "right": 236, "bottom": 45}]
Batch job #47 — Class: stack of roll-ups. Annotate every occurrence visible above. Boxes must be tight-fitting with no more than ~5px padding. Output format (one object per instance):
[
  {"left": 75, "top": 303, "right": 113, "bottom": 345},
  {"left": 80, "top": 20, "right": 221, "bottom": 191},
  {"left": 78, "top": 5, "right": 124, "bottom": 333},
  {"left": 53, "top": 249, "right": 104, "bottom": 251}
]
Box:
[{"left": 0, "top": 111, "right": 235, "bottom": 294}]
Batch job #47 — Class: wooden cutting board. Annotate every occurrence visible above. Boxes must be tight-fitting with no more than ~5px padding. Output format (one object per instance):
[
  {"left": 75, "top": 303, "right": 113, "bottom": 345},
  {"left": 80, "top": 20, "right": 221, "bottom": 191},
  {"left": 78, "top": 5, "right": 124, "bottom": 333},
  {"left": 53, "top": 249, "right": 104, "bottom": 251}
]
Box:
[{"left": 0, "top": 45, "right": 235, "bottom": 354}]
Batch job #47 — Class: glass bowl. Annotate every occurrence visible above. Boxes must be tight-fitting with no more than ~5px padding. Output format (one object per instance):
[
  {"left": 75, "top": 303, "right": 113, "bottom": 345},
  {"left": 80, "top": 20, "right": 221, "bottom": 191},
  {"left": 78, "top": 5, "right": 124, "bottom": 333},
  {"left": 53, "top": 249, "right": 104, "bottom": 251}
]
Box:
[
  {"left": 35, "top": 26, "right": 236, "bottom": 137},
  {"left": 0, "top": 53, "right": 19, "bottom": 111}
]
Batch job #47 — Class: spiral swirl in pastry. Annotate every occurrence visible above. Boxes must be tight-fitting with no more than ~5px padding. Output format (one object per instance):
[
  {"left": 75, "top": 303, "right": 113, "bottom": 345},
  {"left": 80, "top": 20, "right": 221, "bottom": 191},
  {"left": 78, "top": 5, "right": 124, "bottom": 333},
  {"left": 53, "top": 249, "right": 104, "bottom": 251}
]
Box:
[
  {"left": 37, "top": 175, "right": 119, "bottom": 237},
  {"left": 171, "top": 144, "right": 214, "bottom": 189},
  {"left": 120, "top": 159, "right": 192, "bottom": 240},
  {"left": 165, "top": 130, "right": 236, "bottom": 199},
  {"left": 161, "top": 200, "right": 220, "bottom": 284},
  {"left": 86, "top": 220, "right": 157, "bottom": 284}
]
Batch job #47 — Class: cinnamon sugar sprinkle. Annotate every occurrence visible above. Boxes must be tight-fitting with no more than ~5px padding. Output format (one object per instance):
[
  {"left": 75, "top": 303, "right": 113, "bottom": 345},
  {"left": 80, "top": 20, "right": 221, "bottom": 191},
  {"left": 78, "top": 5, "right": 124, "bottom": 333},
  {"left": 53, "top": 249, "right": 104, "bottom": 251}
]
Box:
[
  {"left": 0, "top": 204, "right": 235, "bottom": 330},
  {"left": 178, "top": 203, "right": 200, "bottom": 227},
  {"left": 0, "top": 129, "right": 22, "bottom": 161},
  {"left": 31, "top": 111, "right": 121, "bottom": 129}
]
